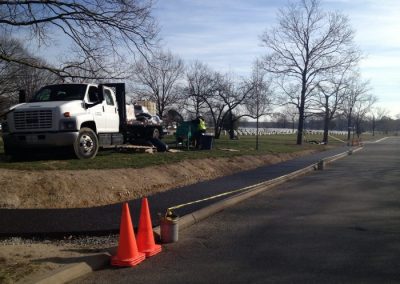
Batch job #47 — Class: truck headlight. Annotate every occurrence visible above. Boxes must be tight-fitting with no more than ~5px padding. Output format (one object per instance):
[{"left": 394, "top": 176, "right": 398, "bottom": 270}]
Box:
[
  {"left": 1, "top": 121, "right": 9, "bottom": 133},
  {"left": 59, "top": 119, "right": 77, "bottom": 131}
]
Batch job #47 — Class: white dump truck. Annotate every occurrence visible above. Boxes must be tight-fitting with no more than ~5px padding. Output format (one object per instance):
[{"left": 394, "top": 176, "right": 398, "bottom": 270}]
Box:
[{"left": 1, "top": 83, "right": 166, "bottom": 159}]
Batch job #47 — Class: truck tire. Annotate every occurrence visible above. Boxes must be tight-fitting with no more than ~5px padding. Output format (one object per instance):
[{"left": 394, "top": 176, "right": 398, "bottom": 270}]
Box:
[
  {"left": 3, "top": 140, "right": 11, "bottom": 156},
  {"left": 3, "top": 140, "right": 25, "bottom": 161},
  {"left": 73, "top": 128, "right": 99, "bottom": 159},
  {"left": 3, "top": 140, "right": 17, "bottom": 158}
]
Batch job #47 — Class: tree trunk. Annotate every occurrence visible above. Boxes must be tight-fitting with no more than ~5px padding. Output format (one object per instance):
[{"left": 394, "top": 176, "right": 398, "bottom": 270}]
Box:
[
  {"left": 256, "top": 116, "right": 259, "bottom": 150},
  {"left": 229, "top": 128, "right": 235, "bottom": 139},
  {"left": 372, "top": 116, "right": 375, "bottom": 136},
  {"left": 214, "top": 128, "right": 221, "bottom": 139},
  {"left": 229, "top": 126, "right": 235, "bottom": 139},
  {"left": 228, "top": 111, "right": 235, "bottom": 140},
  {"left": 296, "top": 75, "right": 307, "bottom": 145},
  {"left": 296, "top": 110, "right": 304, "bottom": 145},
  {"left": 347, "top": 108, "right": 352, "bottom": 141},
  {"left": 214, "top": 120, "right": 222, "bottom": 139},
  {"left": 296, "top": 109, "right": 304, "bottom": 145},
  {"left": 322, "top": 97, "right": 329, "bottom": 144},
  {"left": 323, "top": 118, "right": 329, "bottom": 144}
]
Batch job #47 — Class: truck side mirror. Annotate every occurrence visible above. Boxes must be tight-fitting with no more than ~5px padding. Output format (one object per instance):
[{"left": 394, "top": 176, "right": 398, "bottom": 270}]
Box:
[{"left": 19, "top": 90, "right": 26, "bottom": 103}]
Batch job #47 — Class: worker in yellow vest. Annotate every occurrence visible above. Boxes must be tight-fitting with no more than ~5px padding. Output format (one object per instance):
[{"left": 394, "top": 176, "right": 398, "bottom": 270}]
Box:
[{"left": 195, "top": 115, "right": 206, "bottom": 149}]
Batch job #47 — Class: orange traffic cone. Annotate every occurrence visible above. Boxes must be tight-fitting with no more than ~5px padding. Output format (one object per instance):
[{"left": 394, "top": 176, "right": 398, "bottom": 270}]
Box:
[
  {"left": 137, "top": 197, "right": 162, "bottom": 257},
  {"left": 111, "top": 202, "right": 145, "bottom": 267}
]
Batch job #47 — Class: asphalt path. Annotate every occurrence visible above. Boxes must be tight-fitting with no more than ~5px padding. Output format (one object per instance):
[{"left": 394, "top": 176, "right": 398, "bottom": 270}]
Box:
[
  {"left": 0, "top": 146, "right": 349, "bottom": 237},
  {"left": 74, "top": 137, "right": 400, "bottom": 283}
]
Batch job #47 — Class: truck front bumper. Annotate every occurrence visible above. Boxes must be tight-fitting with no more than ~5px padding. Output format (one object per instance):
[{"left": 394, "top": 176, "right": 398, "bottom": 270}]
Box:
[{"left": 3, "top": 131, "right": 79, "bottom": 148}]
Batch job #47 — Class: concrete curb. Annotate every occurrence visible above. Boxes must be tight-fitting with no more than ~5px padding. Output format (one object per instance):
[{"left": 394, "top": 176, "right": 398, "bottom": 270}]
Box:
[
  {"left": 25, "top": 253, "right": 111, "bottom": 284},
  {"left": 31, "top": 147, "right": 362, "bottom": 284}
]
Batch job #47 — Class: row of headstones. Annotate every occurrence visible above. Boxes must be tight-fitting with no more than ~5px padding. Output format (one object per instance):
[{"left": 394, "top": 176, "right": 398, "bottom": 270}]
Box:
[{"left": 231, "top": 129, "right": 348, "bottom": 136}]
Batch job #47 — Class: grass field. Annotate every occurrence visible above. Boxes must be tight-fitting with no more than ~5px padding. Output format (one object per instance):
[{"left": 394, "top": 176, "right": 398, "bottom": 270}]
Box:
[{"left": 0, "top": 132, "right": 383, "bottom": 171}]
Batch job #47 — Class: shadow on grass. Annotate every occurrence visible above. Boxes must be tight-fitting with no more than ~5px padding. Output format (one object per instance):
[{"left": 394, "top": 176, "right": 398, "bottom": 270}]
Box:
[
  {"left": 0, "top": 147, "right": 74, "bottom": 162},
  {"left": 0, "top": 147, "right": 120, "bottom": 163}
]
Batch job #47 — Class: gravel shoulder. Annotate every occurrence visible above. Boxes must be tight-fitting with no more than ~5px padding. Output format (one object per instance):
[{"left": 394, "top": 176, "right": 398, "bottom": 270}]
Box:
[{"left": 0, "top": 235, "right": 118, "bottom": 284}]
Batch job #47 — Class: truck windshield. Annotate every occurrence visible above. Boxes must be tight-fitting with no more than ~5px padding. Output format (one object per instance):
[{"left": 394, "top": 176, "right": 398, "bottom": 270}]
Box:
[{"left": 31, "top": 84, "right": 87, "bottom": 102}]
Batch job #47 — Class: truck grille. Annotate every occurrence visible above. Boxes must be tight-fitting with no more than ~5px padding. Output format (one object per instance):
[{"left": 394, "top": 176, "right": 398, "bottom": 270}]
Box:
[{"left": 14, "top": 110, "right": 53, "bottom": 130}]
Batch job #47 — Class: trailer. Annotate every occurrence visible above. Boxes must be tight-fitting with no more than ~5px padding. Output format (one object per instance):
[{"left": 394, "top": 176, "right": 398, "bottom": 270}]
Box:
[{"left": 1, "top": 83, "right": 167, "bottom": 159}]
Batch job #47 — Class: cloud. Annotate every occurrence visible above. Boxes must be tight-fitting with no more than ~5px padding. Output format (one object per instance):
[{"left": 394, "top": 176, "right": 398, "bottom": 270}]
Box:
[{"left": 154, "top": 0, "right": 400, "bottom": 115}]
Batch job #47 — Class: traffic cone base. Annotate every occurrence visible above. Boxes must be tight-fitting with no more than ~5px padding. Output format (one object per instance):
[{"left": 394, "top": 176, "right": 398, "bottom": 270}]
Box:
[
  {"left": 111, "top": 253, "right": 145, "bottom": 267},
  {"left": 141, "top": 243, "right": 162, "bottom": 257},
  {"left": 137, "top": 197, "right": 162, "bottom": 258}
]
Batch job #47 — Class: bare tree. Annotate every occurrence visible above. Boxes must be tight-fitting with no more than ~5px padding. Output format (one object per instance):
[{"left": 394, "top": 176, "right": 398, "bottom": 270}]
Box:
[
  {"left": 183, "top": 63, "right": 255, "bottom": 139},
  {"left": 341, "top": 71, "right": 373, "bottom": 140},
  {"left": 15, "top": 60, "right": 60, "bottom": 100},
  {"left": 199, "top": 72, "right": 229, "bottom": 139},
  {"left": 315, "top": 66, "right": 352, "bottom": 144},
  {"left": 369, "top": 107, "right": 389, "bottom": 136},
  {"left": 0, "top": 0, "right": 158, "bottom": 79},
  {"left": 218, "top": 75, "right": 254, "bottom": 139},
  {"left": 132, "top": 50, "right": 184, "bottom": 118},
  {"left": 184, "top": 61, "right": 214, "bottom": 118},
  {"left": 282, "top": 105, "right": 298, "bottom": 132},
  {"left": 185, "top": 71, "right": 237, "bottom": 139},
  {"left": 244, "top": 60, "right": 274, "bottom": 149},
  {"left": 0, "top": 36, "right": 24, "bottom": 98},
  {"left": 200, "top": 72, "right": 254, "bottom": 139},
  {"left": 261, "top": 0, "right": 359, "bottom": 145},
  {"left": 164, "top": 109, "right": 184, "bottom": 129},
  {"left": 0, "top": 36, "right": 59, "bottom": 113},
  {"left": 352, "top": 94, "right": 377, "bottom": 138},
  {"left": 374, "top": 115, "right": 398, "bottom": 134}
]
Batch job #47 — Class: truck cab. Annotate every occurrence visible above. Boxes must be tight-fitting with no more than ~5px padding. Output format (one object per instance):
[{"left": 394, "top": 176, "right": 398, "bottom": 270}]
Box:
[{"left": 2, "top": 83, "right": 120, "bottom": 159}]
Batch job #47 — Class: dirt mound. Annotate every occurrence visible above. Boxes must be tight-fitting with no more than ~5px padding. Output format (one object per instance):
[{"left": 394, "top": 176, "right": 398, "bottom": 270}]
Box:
[{"left": 0, "top": 150, "right": 315, "bottom": 209}]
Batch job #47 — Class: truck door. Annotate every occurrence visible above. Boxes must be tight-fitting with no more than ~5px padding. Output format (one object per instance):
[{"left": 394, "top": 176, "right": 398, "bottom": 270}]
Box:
[
  {"left": 87, "top": 85, "right": 107, "bottom": 133},
  {"left": 103, "top": 88, "right": 120, "bottom": 132}
]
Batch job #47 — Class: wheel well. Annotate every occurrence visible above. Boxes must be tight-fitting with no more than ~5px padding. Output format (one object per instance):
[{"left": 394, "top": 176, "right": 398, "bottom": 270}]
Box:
[{"left": 80, "top": 121, "right": 97, "bottom": 133}]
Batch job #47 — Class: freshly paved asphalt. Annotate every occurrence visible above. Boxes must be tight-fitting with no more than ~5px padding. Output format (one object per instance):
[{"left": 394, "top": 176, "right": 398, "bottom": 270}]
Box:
[
  {"left": 0, "top": 146, "right": 349, "bottom": 237},
  {"left": 73, "top": 137, "right": 400, "bottom": 283}
]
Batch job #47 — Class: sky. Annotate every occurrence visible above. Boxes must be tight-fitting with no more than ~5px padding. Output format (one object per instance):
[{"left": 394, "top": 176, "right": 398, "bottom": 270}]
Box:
[{"left": 153, "top": 0, "right": 400, "bottom": 117}]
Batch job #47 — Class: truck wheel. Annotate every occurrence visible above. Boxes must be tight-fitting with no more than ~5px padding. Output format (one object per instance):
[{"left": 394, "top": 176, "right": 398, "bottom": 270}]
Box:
[
  {"left": 74, "top": 128, "right": 99, "bottom": 159},
  {"left": 3, "top": 141, "right": 16, "bottom": 158},
  {"left": 3, "top": 141, "right": 22, "bottom": 161},
  {"left": 3, "top": 141, "right": 11, "bottom": 156}
]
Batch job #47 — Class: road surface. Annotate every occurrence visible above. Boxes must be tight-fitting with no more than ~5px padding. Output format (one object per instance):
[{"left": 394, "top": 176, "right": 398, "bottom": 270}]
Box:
[{"left": 73, "top": 137, "right": 400, "bottom": 283}]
